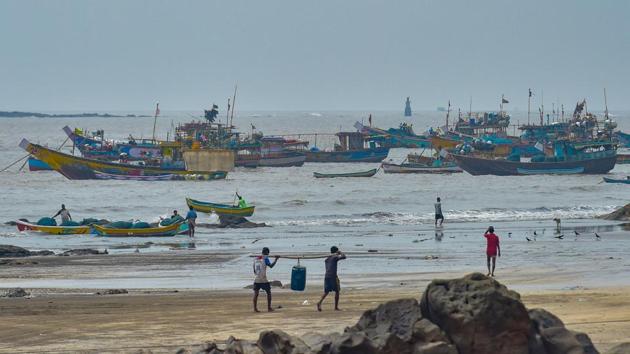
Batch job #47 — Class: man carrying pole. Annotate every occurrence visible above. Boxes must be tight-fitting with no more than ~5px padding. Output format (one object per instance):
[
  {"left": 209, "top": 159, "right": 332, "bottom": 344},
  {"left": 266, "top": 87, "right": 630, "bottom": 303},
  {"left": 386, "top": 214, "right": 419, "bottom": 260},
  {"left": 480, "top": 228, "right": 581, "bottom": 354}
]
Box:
[{"left": 317, "top": 246, "right": 346, "bottom": 312}]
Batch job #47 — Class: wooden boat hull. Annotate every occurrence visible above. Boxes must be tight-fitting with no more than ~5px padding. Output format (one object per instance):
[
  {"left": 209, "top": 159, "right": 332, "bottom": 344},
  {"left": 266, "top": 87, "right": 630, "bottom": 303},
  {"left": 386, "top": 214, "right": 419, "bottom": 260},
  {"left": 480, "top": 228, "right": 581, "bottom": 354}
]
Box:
[
  {"left": 603, "top": 177, "right": 630, "bottom": 184},
  {"left": 94, "top": 172, "right": 175, "bottom": 181},
  {"left": 259, "top": 152, "right": 306, "bottom": 167},
  {"left": 28, "top": 157, "right": 53, "bottom": 171},
  {"left": 313, "top": 168, "right": 378, "bottom": 178},
  {"left": 20, "top": 139, "right": 228, "bottom": 180},
  {"left": 305, "top": 148, "right": 390, "bottom": 163},
  {"left": 381, "top": 162, "right": 462, "bottom": 174},
  {"left": 93, "top": 222, "right": 181, "bottom": 237},
  {"left": 452, "top": 153, "right": 617, "bottom": 176},
  {"left": 186, "top": 197, "right": 255, "bottom": 217},
  {"left": 16, "top": 220, "right": 91, "bottom": 235},
  {"left": 616, "top": 154, "right": 630, "bottom": 164}
]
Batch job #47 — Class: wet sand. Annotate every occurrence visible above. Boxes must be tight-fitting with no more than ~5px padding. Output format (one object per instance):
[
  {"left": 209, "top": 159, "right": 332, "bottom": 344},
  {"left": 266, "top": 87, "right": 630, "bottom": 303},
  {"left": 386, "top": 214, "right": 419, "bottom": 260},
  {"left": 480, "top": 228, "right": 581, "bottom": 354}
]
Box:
[{"left": 2, "top": 283, "right": 630, "bottom": 353}]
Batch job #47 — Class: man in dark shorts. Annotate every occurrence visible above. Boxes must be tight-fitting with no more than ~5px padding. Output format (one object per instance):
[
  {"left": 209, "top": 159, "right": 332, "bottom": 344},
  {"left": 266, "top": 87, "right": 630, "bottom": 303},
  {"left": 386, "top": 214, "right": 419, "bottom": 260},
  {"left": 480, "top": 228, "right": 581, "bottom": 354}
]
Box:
[
  {"left": 252, "top": 247, "right": 279, "bottom": 312},
  {"left": 484, "top": 226, "right": 501, "bottom": 277},
  {"left": 434, "top": 197, "right": 444, "bottom": 226},
  {"left": 317, "top": 246, "right": 346, "bottom": 311},
  {"left": 185, "top": 206, "right": 197, "bottom": 238}
]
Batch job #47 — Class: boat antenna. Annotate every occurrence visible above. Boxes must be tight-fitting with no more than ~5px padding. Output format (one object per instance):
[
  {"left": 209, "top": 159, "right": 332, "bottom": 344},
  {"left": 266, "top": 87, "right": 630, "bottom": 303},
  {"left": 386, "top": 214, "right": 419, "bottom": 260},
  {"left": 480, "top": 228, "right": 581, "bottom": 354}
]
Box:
[
  {"left": 527, "top": 88, "right": 532, "bottom": 125},
  {"left": 152, "top": 102, "right": 160, "bottom": 142},
  {"left": 229, "top": 84, "right": 238, "bottom": 129},
  {"left": 445, "top": 100, "right": 451, "bottom": 132},
  {"left": 604, "top": 88, "right": 609, "bottom": 120},
  {"left": 230, "top": 97, "right": 232, "bottom": 124}
]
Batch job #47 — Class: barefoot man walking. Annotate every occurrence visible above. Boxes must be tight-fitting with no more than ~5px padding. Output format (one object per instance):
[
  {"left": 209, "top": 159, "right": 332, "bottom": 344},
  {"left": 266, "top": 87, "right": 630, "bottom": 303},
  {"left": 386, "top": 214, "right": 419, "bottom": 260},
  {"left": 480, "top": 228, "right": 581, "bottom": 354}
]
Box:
[
  {"left": 317, "top": 246, "right": 346, "bottom": 311},
  {"left": 252, "top": 247, "right": 279, "bottom": 312},
  {"left": 484, "top": 226, "right": 501, "bottom": 277}
]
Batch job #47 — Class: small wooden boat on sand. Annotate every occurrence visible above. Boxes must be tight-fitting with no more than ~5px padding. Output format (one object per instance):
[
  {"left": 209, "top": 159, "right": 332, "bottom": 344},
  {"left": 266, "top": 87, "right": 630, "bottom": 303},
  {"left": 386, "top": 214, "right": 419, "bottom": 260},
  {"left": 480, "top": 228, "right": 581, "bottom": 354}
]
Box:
[
  {"left": 93, "top": 222, "right": 181, "bottom": 237},
  {"left": 16, "top": 220, "right": 91, "bottom": 235},
  {"left": 186, "top": 197, "right": 255, "bottom": 217},
  {"left": 313, "top": 168, "right": 378, "bottom": 178},
  {"left": 603, "top": 176, "right": 630, "bottom": 184}
]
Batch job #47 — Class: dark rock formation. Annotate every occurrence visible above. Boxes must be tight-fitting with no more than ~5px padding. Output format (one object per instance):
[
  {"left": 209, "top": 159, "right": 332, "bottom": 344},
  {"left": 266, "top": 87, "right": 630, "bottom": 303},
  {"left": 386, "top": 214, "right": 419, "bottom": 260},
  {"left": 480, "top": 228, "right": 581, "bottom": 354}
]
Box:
[
  {"left": 59, "top": 249, "right": 108, "bottom": 256},
  {"left": 96, "top": 289, "right": 128, "bottom": 295},
  {"left": 600, "top": 203, "right": 630, "bottom": 220},
  {"left": 217, "top": 215, "right": 266, "bottom": 228},
  {"left": 178, "top": 273, "right": 598, "bottom": 354},
  {"left": 0, "top": 244, "right": 31, "bottom": 258},
  {"left": 2, "top": 288, "right": 30, "bottom": 298}
]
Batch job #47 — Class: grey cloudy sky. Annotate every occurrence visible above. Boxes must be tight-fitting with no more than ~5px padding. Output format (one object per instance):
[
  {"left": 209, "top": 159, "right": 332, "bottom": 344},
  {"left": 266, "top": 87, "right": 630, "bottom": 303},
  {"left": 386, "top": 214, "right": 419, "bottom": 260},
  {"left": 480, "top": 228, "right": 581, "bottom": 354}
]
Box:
[{"left": 1, "top": 0, "right": 628, "bottom": 111}]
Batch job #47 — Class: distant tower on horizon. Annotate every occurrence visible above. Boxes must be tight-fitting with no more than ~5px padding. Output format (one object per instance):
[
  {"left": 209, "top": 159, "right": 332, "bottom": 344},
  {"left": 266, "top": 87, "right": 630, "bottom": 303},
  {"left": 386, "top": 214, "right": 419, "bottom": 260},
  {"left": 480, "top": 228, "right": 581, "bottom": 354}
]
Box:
[{"left": 404, "top": 97, "right": 412, "bottom": 117}]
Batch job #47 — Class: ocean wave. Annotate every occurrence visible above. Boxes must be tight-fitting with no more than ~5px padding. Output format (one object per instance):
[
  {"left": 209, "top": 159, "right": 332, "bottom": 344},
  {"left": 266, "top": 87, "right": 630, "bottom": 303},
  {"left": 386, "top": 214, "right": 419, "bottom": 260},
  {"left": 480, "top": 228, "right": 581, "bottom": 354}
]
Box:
[{"left": 270, "top": 205, "right": 619, "bottom": 227}]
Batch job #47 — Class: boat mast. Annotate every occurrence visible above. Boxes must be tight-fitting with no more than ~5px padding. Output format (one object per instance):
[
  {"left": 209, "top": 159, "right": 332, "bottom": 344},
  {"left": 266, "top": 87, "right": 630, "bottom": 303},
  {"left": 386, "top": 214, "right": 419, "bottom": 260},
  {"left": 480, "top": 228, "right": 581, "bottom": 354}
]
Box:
[
  {"left": 604, "top": 88, "right": 609, "bottom": 119},
  {"left": 540, "top": 90, "right": 544, "bottom": 126},
  {"left": 468, "top": 96, "right": 472, "bottom": 119},
  {"left": 527, "top": 88, "right": 532, "bottom": 125},
  {"left": 445, "top": 100, "right": 451, "bottom": 132},
  {"left": 152, "top": 102, "right": 160, "bottom": 142},
  {"left": 229, "top": 84, "right": 238, "bottom": 129}
]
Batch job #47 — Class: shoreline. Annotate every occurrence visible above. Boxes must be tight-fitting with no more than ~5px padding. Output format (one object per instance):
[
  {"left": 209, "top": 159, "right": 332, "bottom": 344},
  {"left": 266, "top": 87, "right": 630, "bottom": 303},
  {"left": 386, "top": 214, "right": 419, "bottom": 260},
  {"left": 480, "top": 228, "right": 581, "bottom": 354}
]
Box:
[{"left": 1, "top": 286, "right": 629, "bottom": 353}]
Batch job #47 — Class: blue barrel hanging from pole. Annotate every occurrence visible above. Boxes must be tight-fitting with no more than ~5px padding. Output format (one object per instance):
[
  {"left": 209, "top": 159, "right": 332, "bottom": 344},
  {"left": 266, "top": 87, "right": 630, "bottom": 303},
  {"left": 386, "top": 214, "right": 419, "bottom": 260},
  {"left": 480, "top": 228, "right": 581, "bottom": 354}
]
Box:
[{"left": 291, "top": 259, "right": 307, "bottom": 291}]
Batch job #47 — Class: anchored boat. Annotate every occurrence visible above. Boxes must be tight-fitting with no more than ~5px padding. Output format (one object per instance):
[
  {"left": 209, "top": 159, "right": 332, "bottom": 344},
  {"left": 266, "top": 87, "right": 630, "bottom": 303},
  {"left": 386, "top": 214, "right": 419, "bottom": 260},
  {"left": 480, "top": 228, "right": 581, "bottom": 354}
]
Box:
[
  {"left": 19, "top": 139, "right": 228, "bottom": 180},
  {"left": 16, "top": 220, "right": 91, "bottom": 235},
  {"left": 603, "top": 177, "right": 630, "bottom": 184},
  {"left": 313, "top": 168, "right": 378, "bottom": 178},
  {"left": 93, "top": 222, "right": 182, "bottom": 237},
  {"left": 186, "top": 197, "right": 255, "bottom": 217}
]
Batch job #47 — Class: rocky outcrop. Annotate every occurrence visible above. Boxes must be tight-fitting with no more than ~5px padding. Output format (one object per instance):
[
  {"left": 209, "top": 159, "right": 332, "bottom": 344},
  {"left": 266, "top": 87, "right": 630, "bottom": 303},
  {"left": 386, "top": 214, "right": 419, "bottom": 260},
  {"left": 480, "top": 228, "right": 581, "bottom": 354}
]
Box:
[
  {"left": 2, "top": 288, "right": 30, "bottom": 298},
  {"left": 59, "top": 249, "right": 108, "bottom": 256},
  {"left": 0, "top": 245, "right": 32, "bottom": 258},
  {"left": 179, "top": 273, "right": 598, "bottom": 354},
  {"left": 217, "top": 215, "right": 267, "bottom": 228},
  {"left": 600, "top": 203, "right": 630, "bottom": 220}
]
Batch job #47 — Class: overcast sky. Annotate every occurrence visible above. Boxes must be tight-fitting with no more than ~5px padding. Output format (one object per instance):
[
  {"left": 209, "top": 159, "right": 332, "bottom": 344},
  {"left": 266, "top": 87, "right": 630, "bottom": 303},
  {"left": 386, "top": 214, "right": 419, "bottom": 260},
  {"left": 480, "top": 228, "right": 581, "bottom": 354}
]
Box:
[{"left": 1, "top": 0, "right": 628, "bottom": 111}]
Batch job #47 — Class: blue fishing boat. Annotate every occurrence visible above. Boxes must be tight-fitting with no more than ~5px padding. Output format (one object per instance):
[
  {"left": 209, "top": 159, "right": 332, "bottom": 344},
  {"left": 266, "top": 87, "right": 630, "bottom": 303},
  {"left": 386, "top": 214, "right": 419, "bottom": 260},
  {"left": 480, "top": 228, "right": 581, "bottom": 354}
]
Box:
[
  {"left": 354, "top": 121, "right": 431, "bottom": 148},
  {"left": 305, "top": 132, "right": 390, "bottom": 163},
  {"left": 452, "top": 140, "right": 617, "bottom": 176},
  {"left": 614, "top": 131, "right": 630, "bottom": 148}
]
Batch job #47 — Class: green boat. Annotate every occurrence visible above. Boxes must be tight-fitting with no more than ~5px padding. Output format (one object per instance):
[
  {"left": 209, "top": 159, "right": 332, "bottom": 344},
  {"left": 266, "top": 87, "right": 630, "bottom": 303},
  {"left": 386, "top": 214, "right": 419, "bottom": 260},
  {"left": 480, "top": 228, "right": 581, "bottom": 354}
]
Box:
[
  {"left": 186, "top": 197, "right": 255, "bottom": 217},
  {"left": 313, "top": 168, "right": 378, "bottom": 178}
]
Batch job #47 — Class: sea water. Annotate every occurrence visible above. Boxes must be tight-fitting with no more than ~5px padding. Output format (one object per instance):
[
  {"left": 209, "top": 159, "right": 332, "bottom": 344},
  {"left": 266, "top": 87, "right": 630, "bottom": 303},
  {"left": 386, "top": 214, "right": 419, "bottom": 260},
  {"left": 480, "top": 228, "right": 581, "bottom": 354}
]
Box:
[{"left": 1, "top": 111, "right": 629, "bottom": 290}]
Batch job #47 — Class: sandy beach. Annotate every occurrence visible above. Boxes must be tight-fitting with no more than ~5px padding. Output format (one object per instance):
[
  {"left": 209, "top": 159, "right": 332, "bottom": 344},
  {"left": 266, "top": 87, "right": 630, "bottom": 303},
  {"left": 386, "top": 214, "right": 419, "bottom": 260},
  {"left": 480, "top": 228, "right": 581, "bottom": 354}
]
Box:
[
  {"left": 2, "top": 252, "right": 630, "bottom": 353},
  {"left": 2, "top": 286, "right": 630, "bottom": 353}
]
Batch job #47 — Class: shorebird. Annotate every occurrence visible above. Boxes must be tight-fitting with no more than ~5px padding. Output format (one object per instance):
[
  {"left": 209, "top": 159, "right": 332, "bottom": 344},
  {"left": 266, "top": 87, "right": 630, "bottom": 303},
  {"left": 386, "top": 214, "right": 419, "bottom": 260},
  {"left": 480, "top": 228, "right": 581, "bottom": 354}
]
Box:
[
  {"left": 508, "top": 232, "right": 512, "bottom": 238},
  {"left": 533, "top": 231, "right": 537, "bottom": 236},
  {"left": 526, "top": 237, "right": 532, "bottom": 242},
  {"left": 595, "top": 233, "right": 601, "bottom": 240},
  {"left": 554, "top": 235, "right": 564, "bottom": 239},
  {"left": 574, "top": 230, "right": 580, "bottom": 236}
]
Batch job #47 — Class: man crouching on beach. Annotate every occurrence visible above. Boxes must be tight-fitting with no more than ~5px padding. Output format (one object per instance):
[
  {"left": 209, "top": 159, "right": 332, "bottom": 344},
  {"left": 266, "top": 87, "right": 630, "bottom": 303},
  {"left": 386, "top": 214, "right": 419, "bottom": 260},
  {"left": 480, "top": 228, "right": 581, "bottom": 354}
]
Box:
[
  {"left": 253, "top": 247, "right": 279, "bottom": 312},
  {"left": 484, "top": 226, "right": 500, "bottom": 277},
  {"left": 317, "top": 246, "right": 346, "bottom": 311}
]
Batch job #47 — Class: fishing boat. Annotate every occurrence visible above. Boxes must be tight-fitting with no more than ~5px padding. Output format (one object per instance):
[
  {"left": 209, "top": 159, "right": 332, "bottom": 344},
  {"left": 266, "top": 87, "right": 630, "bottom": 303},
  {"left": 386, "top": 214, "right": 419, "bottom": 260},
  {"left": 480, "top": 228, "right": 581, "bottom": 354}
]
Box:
[
  {"left": 258, "top": 137, "right": 307, "bottom": 167},
  {"left": 19, "top": 139, "right": 228, "bottom": 180},
  {"left": 452, "top": 141, "right": 617, "bottom": 176},
  {"left": 313, "top": 168, "right": 378, "bottom": 178},
  {"left": 381, "top": 162, "right": 462, "bottom": 174},
  {"left": 603, "top": 177, "right": 630, "bottom": 184},
  {"left": 93, "top": 222, "right": 181, "bottom": 237},
  {"left": 15, "top": 220, "right": 91, "bottom": 235},
  {"left": 186, "top": 197, "right": 255, "bottom": 217},
  {"left": 305, "top": 132, "right": 390, "bottom": 163},
  {"left": 355, "top": 121, "right": 431, "bottom": 148},
  {"left": 616, "top": 154, "right": 630, "bottom": 164},
  {"left": 94, "top": 172, "right": 175, "bottom": 181},
  {"left": 27, "top": 157, "right": 52, "bottom": 171},
  {"left": 614, "top": 131, "right": 630, "bottom": 148}
]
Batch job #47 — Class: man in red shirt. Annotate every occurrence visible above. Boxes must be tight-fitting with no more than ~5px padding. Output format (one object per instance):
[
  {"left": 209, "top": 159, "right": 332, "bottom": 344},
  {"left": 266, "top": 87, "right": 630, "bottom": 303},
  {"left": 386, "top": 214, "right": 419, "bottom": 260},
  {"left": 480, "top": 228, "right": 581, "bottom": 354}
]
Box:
[{"left": 484, "top": 226, "right": 501, "bottom": 277}]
